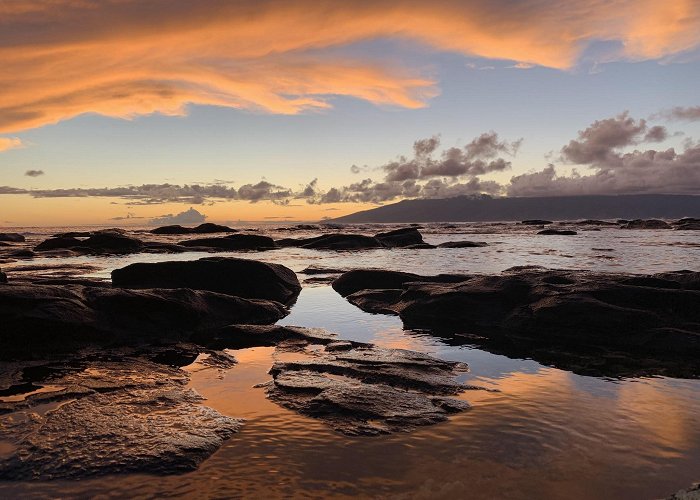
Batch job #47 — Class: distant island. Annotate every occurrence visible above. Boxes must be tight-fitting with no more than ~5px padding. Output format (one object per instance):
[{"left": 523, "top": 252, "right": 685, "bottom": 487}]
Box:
[{"left": 330, "top": 194, "right": 700, "bottom": 223}]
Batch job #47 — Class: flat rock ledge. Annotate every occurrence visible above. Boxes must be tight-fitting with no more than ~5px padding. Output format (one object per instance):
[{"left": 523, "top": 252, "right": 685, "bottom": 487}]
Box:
[
  {"left": 262, "top": 340, "right": 473, "bottom": 436},
  {"left": 0, "top": 352, "right": 242, "bottom": 480},
  {"left": 333, "top": 268, "right": 700, "bottom": 378}
]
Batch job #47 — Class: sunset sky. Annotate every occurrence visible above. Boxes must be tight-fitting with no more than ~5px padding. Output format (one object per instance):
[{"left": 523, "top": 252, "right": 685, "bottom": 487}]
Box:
[{"left": 1, "top": 0, "right": 699, "bottom": 226}]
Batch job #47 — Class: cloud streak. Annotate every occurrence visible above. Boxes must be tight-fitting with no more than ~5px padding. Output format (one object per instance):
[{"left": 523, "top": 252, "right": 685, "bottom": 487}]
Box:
[
  {"left": 0, "top": 138, "right": 23, "bottom": 152},
  {"left": 1, "top": 0, "right": 698, "bottom": 133}
]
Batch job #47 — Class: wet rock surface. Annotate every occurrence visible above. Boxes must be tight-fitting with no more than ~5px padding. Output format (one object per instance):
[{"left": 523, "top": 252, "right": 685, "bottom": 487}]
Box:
[
  {"left": 112, "top": 256, "right": 301, "bottom": 304},
  {"left": 333, "top": 269, "right": 471, "bottom": 297},
  {"left": 0, "top": 283, "right": 287, "bottom": 359},
  {"left": 263, "top": 342, "right": 473, "bottom": 436},
  {"left": 0, "top": 351, "right": 242, "bottom": 480},
  {"left": 334, "top": 268, "right": 700, "bottom": 378}
]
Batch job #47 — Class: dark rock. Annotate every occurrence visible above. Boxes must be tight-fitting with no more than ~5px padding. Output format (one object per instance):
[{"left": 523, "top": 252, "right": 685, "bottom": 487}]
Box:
[
  {"left": 333, "top": 270, "right": 422, "bottom": 296},
  {"left": 35, "top": 231, "right": 144, "bottom": 254},
  {"left": 52, "top": 231, "right": 92, "bottom": 238},
  {"left": 150, "top": 225, "right": 192, "bottom": 235},
  {"left": 35, "top": 236, "right": 83, "bottom": 251},
  {"left": 333, "top": 269, "right": 471, "bottom": 297},
  {"left": 112, "top": 256, "right": 301, "bottom": 304},
  {"left": 278, "top": 233, "right": 383, "bottom": 250},
  {"left": 192, "top": 324, "right": 341, "bottom": 350},
  {"left": 0, "top": 233, "right": 25, "bottom": 243},
  {"left": 82, "top": 232, "right": 144, "bottom": 253},
  {"left": 6, "top": 249, "right": 34, "bottom": 259},
  {"left": 335, "top": 268, "right": 700, "bottom": 378},
  {"left": 0, "top": 283, "right": 287, "bottom": 359},
  {"left": 621, "top": 219, "right": 671, "bottom": 229},
  {"left": 438, "top": 241, "right": 488, "bottom": 248},
  {"left": 0, "top": 355, "right": 242, "bottom": 479},
  {"left": 192, "top": 223, "right": 237, "bottom": 234},
  {"left": 264, "top": 343, "right": 471, "bottom": 435},
  {"left": 568, "top": 219, "right": 618, "bottom": 226},
  {"left": 0, "top": 269, "right": 6, "bottom": 283},
  {"left": 178, "top": 234, "right": 275, "bottom": 250},
  {"left": 521, "top": 220, "right": 552, "bottom": 225},
  {"left": 537, "top": 229, "right": 577, "bottom": 235},
  {"left": 673, "top": 218, "right": 700, "bottom": 230},
  {"left": 375, "top": 227, "right": 424, "bottom": 247}
]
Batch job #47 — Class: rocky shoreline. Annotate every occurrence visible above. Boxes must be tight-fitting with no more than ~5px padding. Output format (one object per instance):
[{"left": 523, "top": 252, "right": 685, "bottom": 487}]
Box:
[{"left": 1, "top": 223, "right": 699, "bottom": 489}]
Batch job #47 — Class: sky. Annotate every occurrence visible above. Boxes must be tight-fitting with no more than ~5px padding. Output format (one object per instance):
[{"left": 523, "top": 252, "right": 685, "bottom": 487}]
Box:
[{"left": 1, "top": 0, "right": 699, "bottom": 226}]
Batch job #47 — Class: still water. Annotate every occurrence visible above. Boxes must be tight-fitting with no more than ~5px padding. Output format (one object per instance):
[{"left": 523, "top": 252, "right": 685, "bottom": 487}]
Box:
[{"left": 0, "top": 223, "right": 698, "bottom": 498}]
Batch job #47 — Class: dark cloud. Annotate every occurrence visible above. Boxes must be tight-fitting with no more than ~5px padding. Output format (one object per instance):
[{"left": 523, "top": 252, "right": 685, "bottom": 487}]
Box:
[
  {"left": 658, "top": 106, "right": 700, "bottom": 121},
  {"left": 24, "top": 169, "right": 44, "bottom": 177},
  {"left": 237, "top": 181, "right": 291, "bottom": 203},
  {"left": 643, "top": 125, "right": 668, "bottom": 143},
  {"left": 149, "top": 207, "right": 206, "bottom": 226},
  {"left": 560, "top": 112, "right": 650, "bottom": 164},
  {"left": 383, "top": 133, "right": 520, "bottom": 182}
]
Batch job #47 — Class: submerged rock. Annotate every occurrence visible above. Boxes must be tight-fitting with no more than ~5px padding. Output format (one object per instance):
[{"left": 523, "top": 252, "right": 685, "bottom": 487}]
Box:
[
  {"left": 437, "top": 241, "right": 488, "bottom": 248},
  {"left": 334, "top": 268, "right": 700, "bottom": 378},
  {"left": 0, "top": 283, "right": 287, "bottom": 359},
  {"left": 0, "top": 355, "right": 242, "bottom": 479},
  {"left": 112, "top": 256, "right": 301, "bottom": 304},
  {"left": 0, "top": 233, "right": 24, "bottom": 243},
  {"left": 264, "top": 343, "right": 472, "bottom": 435}
]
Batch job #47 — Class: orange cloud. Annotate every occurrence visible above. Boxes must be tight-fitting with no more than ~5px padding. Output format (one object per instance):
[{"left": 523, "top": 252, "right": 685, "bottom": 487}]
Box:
[
  {"left": 0, "top": 137, "right": 23, "bottom": 152},
  {"left": 0, "top": 0, "right": 698, "bottom": 133}
]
